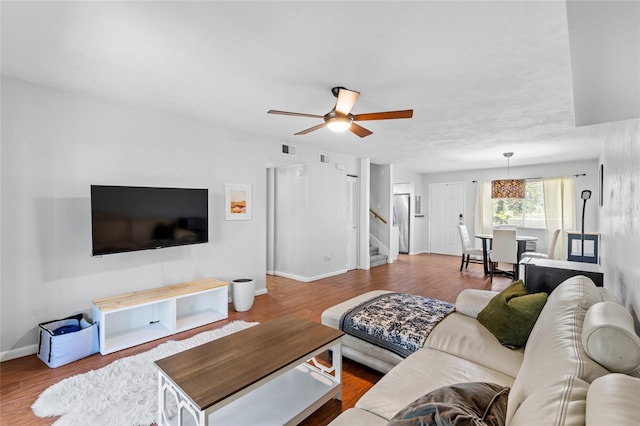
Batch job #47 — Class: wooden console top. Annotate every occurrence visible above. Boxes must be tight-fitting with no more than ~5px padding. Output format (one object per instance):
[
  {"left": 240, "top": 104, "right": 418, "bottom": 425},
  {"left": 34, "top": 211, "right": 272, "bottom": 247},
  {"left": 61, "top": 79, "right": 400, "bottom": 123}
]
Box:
[
  {"left": 92, "top": 278, "right": 228, "bottom": 311},
  {"left": 154, "top": 315, "right": 344, "bottom": 411}
]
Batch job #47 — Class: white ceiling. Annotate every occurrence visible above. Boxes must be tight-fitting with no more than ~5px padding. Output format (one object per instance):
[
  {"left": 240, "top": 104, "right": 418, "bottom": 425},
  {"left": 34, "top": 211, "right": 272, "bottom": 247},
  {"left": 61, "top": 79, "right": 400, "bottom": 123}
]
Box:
[{"left": 2, "top": 1, "right": 628, "bottom": 174}]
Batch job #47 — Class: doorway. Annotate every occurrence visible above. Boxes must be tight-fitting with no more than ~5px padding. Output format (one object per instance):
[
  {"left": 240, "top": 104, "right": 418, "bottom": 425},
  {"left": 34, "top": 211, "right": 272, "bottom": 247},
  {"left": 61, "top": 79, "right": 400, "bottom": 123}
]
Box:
[
  {"left": 393, "top": 193, "right": 410, "bottom": 254},
  {"left": 429, "top": 182, "right": 465, "bottom": 255}
]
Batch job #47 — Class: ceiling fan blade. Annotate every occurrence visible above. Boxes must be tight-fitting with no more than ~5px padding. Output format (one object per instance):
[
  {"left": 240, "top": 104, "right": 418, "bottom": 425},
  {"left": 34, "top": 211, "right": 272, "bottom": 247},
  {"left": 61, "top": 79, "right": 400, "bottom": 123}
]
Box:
[
  {"left": 349, "top": 123, "right": 373, "bottom": 138},
  {"left": 352, "top": 109, "right": 414, "bottom": 121},
  {"left": 268, "top": 110, "right": 324, "bottom": 119},
  {"left": 294, "top": 122, "right": 327, "bottom": 135},
  {"left": 335, "top": 88, "right": 360, "bottom": 115}
]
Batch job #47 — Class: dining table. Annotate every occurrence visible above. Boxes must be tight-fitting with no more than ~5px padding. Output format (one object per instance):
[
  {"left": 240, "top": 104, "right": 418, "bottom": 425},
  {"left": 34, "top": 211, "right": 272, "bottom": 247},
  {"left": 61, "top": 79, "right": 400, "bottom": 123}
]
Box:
[{"left": 474, "top": 233, "right": 539, "bottom": 278}]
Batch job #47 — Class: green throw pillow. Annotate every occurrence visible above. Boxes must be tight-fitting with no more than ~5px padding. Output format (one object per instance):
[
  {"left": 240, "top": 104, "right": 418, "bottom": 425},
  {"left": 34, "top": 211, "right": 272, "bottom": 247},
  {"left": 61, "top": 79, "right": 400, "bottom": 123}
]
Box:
[{"left": 477, "top": 281, "right": 547, "bottom": 349}]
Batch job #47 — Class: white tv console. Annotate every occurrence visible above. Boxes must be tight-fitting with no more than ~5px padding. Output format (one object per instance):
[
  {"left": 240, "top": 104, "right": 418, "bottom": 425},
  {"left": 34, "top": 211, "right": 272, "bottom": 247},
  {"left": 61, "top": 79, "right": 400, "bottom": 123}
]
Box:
[{"left": 92, "top": 278, "right": 228, "bottom": 355}]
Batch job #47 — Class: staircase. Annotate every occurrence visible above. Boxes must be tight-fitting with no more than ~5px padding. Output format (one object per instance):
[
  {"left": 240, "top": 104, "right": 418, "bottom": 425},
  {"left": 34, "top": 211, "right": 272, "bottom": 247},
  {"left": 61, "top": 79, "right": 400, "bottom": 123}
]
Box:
[{"left": 370, "top": 245, "right": 388, "bottom": 268}]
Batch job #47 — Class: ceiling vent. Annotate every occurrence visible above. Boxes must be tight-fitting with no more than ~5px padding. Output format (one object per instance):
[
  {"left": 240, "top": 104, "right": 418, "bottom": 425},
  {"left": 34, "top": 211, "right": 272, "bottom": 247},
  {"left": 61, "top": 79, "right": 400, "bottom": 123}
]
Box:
[
  {"left": 320, "top": 154, "right": 330, "bottom": 164},
  {"left": 281, "top": 143, "right": 296, "bottom": 156}
]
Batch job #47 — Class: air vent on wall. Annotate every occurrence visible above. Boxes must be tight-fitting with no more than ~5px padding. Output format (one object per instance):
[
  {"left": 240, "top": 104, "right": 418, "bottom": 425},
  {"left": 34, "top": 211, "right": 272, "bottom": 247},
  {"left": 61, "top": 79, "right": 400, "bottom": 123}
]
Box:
[
  {"left": 320, "top": 154, "right": 330, "bottom": 164},
  {"left": 281, "top": 143, "right": 297, "bottom": 156}
]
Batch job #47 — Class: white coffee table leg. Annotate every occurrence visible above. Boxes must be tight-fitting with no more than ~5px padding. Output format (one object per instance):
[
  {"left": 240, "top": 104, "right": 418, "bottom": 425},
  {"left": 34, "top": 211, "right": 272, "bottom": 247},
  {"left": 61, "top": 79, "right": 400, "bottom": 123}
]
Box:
[
  {"left": 158, "top": 370, "right": 203, "bottom": 426},
  {"left": 333, "top": 341, "right": 342, "bottom": 400}
]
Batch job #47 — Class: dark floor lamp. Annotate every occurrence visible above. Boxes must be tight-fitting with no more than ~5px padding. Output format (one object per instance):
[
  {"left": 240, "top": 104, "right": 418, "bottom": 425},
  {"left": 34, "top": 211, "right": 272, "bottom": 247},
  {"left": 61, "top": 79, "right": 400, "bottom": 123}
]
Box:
[{"left": 580, "top": 190, "right": 592, "bottom": 260}]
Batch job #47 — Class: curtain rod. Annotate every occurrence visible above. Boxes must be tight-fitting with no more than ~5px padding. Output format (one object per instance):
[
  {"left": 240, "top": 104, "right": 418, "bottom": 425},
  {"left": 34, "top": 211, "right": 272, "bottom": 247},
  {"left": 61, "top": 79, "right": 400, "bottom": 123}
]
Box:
[{"left": 472, "top": 173, "right": 586, "bottom": 183}]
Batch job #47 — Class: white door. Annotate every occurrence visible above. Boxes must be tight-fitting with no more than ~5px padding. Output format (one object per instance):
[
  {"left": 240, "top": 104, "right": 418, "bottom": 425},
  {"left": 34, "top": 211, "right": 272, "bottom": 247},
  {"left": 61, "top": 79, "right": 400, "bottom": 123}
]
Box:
[
  {"left": 346, "top": 176, "right": 359, "bottom": 270},
  {"left": 430, "top": 182, "right": 465, "bottom": 255}
]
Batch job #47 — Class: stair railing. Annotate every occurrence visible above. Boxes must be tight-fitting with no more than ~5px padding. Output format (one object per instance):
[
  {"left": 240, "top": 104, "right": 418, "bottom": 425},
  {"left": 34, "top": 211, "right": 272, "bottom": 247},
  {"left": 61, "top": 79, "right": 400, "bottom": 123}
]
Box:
[{"left": 369, "top": 208, "right": 387, "bottom": 224}]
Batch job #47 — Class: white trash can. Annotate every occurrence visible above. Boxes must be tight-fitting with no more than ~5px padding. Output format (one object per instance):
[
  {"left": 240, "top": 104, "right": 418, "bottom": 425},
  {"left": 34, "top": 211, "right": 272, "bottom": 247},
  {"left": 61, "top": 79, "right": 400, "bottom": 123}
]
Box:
[{"left": 231, "top": 278, "right": 255, "bottom": 312}]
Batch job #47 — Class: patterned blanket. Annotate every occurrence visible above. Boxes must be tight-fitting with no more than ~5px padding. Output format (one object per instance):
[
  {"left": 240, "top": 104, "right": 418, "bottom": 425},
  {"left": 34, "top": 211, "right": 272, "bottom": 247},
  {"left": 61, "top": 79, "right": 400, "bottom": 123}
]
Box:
[{"left": 339, "top": 293, "right": 455, "bottom": 358}]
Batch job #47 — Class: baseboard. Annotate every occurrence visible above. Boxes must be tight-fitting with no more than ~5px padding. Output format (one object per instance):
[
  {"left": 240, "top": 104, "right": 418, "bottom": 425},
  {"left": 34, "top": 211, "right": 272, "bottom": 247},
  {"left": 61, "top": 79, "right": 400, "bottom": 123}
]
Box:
[
  {"left": 0, "top": 343, "right": 38, "bottom": 362},
  {"left": 274, "top": 269, "right": 347, "bottom": 283},
  {"left": 307, "top": 269, "right": 348, "bottom": 281},
  {"left": 2, "top": 291, "right": 270, "bottom": 362},
  {"left": 406, "top": 250, "right": 429, "bottom": 255}
]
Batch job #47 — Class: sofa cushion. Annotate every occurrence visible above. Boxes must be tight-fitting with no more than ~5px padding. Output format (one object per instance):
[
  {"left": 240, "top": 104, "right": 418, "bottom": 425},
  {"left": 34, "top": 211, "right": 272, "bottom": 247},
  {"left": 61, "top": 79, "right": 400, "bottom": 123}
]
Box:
[
  {"left": 509, "top": 375, "right": 589, "bottom": 426},
  {"left": 426, "top": 313, "right": 523, "bottom": 378},
  {"left": 476, "top": 281, "right": 548, "bottom": 348},
  {"left": 455, "top": 289, "right": 499, "bottom": 318},
  {"left": 582, "top": 301, "right": 640, "bottom": 373},
  {"left": 388, "top": 382, "right": 509, "bottom": 426},
  {"left": 586, "top": 374, "right": 640, "bottom": 426},
  {"left": 341, "top": 334, "right": 404, "bottom": 373},
  {"left": 321, "top": 290, "right": 401, "bottom": 373},
  {"left": 321, "top": 290, "right": 392, "bottom": 330},
  {"left": 355, "top": 347, "right": 515, "bottom": 421},
  {"left": 506, "top": 276, "right": 609, "bottom": 423}
]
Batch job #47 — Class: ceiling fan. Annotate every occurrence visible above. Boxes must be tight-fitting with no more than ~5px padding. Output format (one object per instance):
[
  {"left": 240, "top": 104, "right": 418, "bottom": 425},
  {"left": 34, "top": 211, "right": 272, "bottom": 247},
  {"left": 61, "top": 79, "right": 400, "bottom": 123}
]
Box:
[{"left": 267, "top": 86, "right": 413, "bottom": 138}]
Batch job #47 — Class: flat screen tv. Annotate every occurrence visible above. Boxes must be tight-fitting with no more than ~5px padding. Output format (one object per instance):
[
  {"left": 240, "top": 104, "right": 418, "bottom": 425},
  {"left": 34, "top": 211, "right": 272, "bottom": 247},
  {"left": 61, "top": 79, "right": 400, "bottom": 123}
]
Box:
[{"left": 91, "top": 185, "right": 208, "bottom": 256}]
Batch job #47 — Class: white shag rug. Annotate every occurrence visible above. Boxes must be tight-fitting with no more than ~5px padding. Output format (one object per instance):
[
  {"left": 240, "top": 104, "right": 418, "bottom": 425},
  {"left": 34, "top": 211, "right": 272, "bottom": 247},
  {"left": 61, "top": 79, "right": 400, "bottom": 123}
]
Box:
[{"left": 32, "top": 320, "right": 258, "bottom": 426}]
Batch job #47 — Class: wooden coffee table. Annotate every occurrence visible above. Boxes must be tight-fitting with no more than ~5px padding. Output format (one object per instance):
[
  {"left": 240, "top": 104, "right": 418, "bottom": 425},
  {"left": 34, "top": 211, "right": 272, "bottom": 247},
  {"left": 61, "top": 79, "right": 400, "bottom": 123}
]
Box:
[{"left": 155, "top": 315, "right": 344, "bottom": 425}]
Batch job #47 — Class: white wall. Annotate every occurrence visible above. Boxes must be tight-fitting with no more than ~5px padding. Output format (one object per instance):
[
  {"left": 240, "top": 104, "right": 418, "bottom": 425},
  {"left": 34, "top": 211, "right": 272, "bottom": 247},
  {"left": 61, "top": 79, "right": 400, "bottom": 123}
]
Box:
[
  {"left": 1, "top": 77, "right": 366, "bottom": 359},
  {"left": 359, "top": 159, "right": 371, "bottom": 269},
  {"left": 274, "top": 163, "right": 347, "bottom": 281},
  {"left": 422, "top": 160, "right": 600, "bottom": 255},
  {"left": 598, "top": 118, "right": 640, "bottom": 331},
  {"left": 266, "top": 168, "right": 276, "bottom": 274},
  {"left": 1, "top": 77, "right": 273, "bottom": 358}
]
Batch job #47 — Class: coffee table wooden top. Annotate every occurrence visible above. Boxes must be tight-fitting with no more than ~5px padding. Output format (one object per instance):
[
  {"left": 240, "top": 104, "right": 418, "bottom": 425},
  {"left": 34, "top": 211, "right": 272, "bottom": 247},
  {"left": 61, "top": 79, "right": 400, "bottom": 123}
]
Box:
[{"left": 154, "top": 315, "right": 344, "bottom": 410}]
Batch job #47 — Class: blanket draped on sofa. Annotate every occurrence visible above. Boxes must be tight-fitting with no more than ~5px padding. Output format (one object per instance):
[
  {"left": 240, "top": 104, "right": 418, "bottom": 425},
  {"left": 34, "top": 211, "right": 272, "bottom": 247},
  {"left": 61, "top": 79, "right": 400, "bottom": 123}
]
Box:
[{"left": 339, "top": 293, "right": 455, "bottom": 358}]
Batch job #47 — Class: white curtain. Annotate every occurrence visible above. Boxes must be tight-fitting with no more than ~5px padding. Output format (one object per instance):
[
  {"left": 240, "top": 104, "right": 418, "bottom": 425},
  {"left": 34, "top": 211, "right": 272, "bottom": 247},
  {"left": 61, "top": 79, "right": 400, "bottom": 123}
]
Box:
[
  {"left": 543, "top": 177, "right": 576, "bottom": 260},
  {"left": 474, "top": 178, "right": 575, "bottom": 259},
  {"left": 474, "top": 181, "right": 493, "bottom": 235}
]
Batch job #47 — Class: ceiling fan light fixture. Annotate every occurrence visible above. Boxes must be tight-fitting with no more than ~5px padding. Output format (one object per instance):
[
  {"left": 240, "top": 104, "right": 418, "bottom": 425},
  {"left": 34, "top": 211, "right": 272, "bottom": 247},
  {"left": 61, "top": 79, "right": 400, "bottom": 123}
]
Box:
[
  {"left": 268, "top": 86, "right": 413, "bottom": 138},
  {"left": 326, "top": 116, "right": 351, "bottom": 132}
]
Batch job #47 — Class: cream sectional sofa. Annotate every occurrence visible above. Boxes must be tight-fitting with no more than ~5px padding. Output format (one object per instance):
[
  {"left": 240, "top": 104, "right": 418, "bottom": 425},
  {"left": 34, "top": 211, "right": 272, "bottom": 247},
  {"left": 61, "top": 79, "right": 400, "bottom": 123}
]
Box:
[{"left": 322, "top": 276, "right": 640, "bottom": 425}]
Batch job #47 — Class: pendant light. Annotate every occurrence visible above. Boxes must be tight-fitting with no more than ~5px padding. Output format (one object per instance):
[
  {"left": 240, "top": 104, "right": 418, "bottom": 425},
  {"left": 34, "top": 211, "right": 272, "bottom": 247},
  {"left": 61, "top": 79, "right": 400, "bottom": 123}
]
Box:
[{"left": 491, "top": 152, "right": 525, "bottom": 199}]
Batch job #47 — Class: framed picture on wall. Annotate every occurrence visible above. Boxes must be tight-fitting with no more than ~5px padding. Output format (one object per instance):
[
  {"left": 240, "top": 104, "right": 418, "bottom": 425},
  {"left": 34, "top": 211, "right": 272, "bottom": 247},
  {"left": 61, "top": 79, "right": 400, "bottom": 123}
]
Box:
[{"left": 225, "top": 183, "right": 252, "bottom": 220}]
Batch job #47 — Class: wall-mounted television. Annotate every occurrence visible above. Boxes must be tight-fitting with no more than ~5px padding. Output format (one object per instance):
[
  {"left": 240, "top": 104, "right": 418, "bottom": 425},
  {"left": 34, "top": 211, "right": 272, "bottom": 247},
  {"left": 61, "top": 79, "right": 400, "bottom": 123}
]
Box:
[{"left": 91, "top": 185, "right": 209, "bottom": 256}]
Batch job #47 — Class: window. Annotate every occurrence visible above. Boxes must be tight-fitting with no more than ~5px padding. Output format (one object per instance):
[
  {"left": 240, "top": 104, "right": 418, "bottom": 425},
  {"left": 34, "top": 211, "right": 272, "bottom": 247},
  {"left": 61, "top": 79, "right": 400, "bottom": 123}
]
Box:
[{"left": 493, "top": 179, "right": 545, "bottom": 228}]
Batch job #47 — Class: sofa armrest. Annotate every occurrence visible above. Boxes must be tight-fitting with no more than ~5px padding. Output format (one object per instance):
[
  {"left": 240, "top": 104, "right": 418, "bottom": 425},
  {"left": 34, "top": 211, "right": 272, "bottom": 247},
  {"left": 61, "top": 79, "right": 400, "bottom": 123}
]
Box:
[
  {"left": 455, "top": 289, "right": 499, "bottom": 318},
  {"left": 586, "top": 374, "right": 640, "bottom": 426}
]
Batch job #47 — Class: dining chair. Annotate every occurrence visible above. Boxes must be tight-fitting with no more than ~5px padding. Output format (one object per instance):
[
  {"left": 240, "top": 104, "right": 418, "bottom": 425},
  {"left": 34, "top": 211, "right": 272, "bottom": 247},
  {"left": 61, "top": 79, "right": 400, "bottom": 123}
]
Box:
[
  {"left": 457, "top": 224, "right": 484, "bottom": 271},
  {"left": 489, "top": 229, "right": 518, "bottom": 282},
  {"left": 522, "top": 229, "right": 561, "bottom": 260}
]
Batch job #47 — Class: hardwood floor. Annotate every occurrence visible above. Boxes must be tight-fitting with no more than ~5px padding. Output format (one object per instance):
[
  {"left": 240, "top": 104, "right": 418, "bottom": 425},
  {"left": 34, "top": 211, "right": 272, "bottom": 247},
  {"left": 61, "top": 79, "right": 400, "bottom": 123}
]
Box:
[{"left": 0, "top": 253, "right": 511, "bottom": 426}]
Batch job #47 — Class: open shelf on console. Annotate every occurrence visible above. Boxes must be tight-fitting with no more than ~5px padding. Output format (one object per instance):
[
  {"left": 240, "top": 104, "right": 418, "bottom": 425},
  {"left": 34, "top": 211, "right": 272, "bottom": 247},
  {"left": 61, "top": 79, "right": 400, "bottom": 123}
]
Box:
[{"left": 92, "top": 279, "right": 229, "bottom": 355}]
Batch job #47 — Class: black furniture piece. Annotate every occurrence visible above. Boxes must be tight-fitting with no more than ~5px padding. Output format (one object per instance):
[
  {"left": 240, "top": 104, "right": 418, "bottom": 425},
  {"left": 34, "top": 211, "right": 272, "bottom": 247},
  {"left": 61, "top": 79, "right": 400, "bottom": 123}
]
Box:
[
  {"left": 567, "top": 231, "right": 600, "bottom": 264},
  {"left": 520, "top": 257, "right": 603, "bottom": 295}
]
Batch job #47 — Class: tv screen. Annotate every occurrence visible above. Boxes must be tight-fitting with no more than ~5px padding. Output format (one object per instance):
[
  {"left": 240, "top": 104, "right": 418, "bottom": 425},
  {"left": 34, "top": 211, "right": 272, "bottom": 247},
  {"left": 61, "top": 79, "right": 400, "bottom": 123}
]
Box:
[{"left": 91, "top": 185, "right": 208, "bottom": 256}]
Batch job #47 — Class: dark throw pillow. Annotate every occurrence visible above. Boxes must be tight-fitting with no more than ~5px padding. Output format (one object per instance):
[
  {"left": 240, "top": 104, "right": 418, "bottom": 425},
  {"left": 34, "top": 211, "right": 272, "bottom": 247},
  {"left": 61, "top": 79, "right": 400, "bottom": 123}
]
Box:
[
  {"left": 477, "top": 280, "right": 547, "bottom": 348},
  {"left": 387, "top": 382, "right": 510, "bottom": 426}
]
